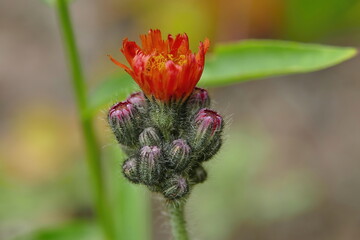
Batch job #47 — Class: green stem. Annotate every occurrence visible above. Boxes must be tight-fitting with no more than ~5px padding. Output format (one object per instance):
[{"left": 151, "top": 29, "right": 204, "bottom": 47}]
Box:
[
  {"left": 169, "top": 202, "right": 189, "bottom": 240},
  {"left": 55, "top": 1, "right": 114, "bottom": 239}
]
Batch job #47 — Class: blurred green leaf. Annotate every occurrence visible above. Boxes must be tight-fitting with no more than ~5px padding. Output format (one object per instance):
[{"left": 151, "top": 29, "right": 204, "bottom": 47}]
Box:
[
  {"left": 200, "top": 40, "right": 357, "bottom": 87},
  {"left": 14, "top": 221, "right": 101, "bottom": 240},
  {"left": 40, "top": 0, "right": 74, "bottom": 6},
  {"left": 188, "top": 127, "right": 321, "bottom": 240},
  {"left": 104, "top": 145, "right": 151, "bottom": 240},
  {"left": 86, "top": 73, "right": 137, "bottom": 118},
  {"left": 88, "top": 40, "right": 356, "bottom": 117},
  {"left": 284, "top": 0, "right": 359, "bottom": 40}
]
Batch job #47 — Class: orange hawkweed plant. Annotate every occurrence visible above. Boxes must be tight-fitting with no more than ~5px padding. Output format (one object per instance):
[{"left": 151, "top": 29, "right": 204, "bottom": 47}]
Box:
[{"left": 108, "top": 30, "right": 224, "bottom": 240}]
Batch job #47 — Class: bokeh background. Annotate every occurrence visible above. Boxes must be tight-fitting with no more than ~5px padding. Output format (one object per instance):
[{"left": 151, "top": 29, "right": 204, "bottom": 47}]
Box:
[{"left": 1, "top": 0, "right": 360, "bottom": 239}]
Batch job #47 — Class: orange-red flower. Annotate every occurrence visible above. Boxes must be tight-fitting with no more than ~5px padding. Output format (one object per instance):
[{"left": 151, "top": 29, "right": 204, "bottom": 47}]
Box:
[{"left": 109, "top": 29, "right": 210, "bottom": 103}]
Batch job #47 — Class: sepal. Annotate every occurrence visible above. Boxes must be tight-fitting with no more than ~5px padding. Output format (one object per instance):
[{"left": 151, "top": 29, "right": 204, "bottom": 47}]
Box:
[
  {"left": 165, "top": 139, "right": 192, "bottom": 171},
  {"left": 138, "top": 146, "right": 163, "bottom": 185},
  {"left": 162, "top": 175, "right": 189, "bottom": 200},
  {"left": 108, "top": 101, "right": 141, "bottom": 146},
  {"left": 122, "top": 157, "right": 140, "bottom": 183}
]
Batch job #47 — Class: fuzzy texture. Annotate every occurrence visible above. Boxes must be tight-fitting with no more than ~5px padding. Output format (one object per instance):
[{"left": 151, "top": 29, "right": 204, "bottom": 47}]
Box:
[{"left": 108, "top": 88, "right": 224, "bottom": 202}]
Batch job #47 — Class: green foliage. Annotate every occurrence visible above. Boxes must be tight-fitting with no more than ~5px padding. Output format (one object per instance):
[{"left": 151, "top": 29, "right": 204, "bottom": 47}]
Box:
[
  {"left": 200, "top": 40, "right": 356, "bottom": 87},
  {"left": 13, "top": 222, "right": 101, "bottom": 240},
  {"left": 40, "top": 0, "right": 74, "bottom": 6},
  {"left": 86, "top": 74, "right": 137, "bottom": 118},
  {"left": 89, "top": 40, "right": 356, "bottom": 116},
  {"left": 284, "top": 0, "right": 359, "bottom": 40}
]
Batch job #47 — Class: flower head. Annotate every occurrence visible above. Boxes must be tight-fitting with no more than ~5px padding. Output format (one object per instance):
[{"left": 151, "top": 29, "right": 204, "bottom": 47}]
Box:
[{"left": 109, "top": 29, "right": 210, "bottom": 103}]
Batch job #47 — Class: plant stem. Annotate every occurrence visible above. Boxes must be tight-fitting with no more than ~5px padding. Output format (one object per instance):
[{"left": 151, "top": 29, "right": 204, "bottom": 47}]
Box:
[
  {"left": 169, "top": 202, "right": 189, "bottom": 240},
  {"left": 55, "top": 1, "right": 114, "bottom": 239}
]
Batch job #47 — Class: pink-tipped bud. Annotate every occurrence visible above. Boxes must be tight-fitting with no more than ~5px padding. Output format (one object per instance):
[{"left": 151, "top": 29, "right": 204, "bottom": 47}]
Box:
[
  {"left": 195, "top": 108, "right": 223, "bottom": 138},
  {"left": 139, "top": 127, "right": 161, "bottom": 146},
  {"left": 138, "top": 146, "right": 163, "bottom": 185},
  {"left": 108, "top": 101, "right": 140, "bottom": 146},
  {"left": 163, "top": 175, "right": 189, "bottom": 200},
  {"left": 188, "top": 87, "right": 210, "bottom": 113},
  {"left": 166, "top": 139, "right": 192, "bottom": 171},
  {"left": 109, "top": 101, "right": 134, "bottom": 123},
  {"left": 127, "top": 91, "right": 147, "bottom": 112},
  {"left": 190, "top": 108, "right": 223, "bottom": 154}
]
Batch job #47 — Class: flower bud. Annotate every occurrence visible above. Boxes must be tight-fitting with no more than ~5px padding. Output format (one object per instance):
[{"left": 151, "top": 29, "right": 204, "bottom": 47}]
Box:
[
  {"left": 187, "top": 87, "right": 210, "bottom": 114},
  {"left": 108, "top": 101, "right": 140, "bottom": 146},
  {"left": 163, "top": 175, "right": 189, "bottom": 200},
  {"left": 139, "top": 127, "right": 161, "bottom": 146},
  {"left": 127, "top": 91, "right": 147, "bottom": 113},
  {"left": 122, "top": 157, "right": 139, "bottom": 183},
  {"left": 189, "top": 165, "right": 207, "bottom": 184},
  {"left": 201, "top": 139, "right": 222, "bottom": 162},
  {"left": 191, "top": 108, "right": 223, "bottom": 152},
  {"left": 138, "top": 146, "right": 163, "bottom": 185},
  {"left": 166, "top": 139, "right": 192, "bottom": 171}
]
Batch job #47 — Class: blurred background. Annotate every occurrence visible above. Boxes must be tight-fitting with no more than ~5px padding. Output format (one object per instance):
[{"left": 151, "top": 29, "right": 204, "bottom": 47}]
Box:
[{"left": 1, "top": 0, "right": 360, "bottom": 239}]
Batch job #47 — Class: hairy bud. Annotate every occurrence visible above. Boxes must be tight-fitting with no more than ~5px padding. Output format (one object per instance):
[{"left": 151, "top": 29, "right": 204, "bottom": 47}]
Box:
[
  {"left": 187, "top": 87, "right": 210, "bottom": 114},
  {"left": 191, "top": 108, "right": 223, "bottom": 151},
  {"left": 163, "top": 175, "right": 189, "bottom": 200},
  {"left": 138, "top": 146, "right": 163, "bottom": 185},
  {"left": 139, "top": 127, "right": 161, "bottom": 146},
  {"left": 108, "top": 101, "right": 140, "bottom": 146},
  {"left": 127, "top": 92, "right": 147, "bottom": 113},
  {"left": 201, "top": 139, "right": 222, "bottom": 162},
  {"left": 189, "top": 165, "right": 207, "bottom": 184},
  {"left": 122, "top": 157, "right": 139, "bottom": 183},
  {"left": 166, "top": 139, "right": 192, "bottom": 171}
]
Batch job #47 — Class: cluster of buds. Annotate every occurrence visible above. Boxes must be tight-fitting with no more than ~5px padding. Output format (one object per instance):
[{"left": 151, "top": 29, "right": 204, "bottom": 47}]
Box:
[
  {"left": 109, "top": 88, "right": 223, "bottom": 200},
  {"left": 108, "top": 29, "right": 224, "bottom": 201}
]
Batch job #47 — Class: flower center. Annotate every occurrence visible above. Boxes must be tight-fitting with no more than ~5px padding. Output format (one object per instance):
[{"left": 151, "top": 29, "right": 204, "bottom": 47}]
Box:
[{"left": 146, "top": 53, "right": 186, "bottom": 72}]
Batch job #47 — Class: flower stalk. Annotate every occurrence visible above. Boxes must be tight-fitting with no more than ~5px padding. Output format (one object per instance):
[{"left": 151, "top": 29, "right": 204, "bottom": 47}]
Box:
[
  {"left": 168, "top": 202, "right": 189, "bottom": 240},
  {"left": 55, "top": 1, "right": 114, "bottom": 239}
]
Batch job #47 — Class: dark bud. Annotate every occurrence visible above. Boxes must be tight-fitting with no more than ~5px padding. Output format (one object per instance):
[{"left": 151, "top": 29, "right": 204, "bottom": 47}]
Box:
[
  {"left": 187, "top": 87, "right": 210, "bottom": 114},
  {"left": 138, "top": 146, "right": 163, "bottom": 185},
  {"left": 108, "top": 101, "right": 140, "bottom": 146},
  {"left": 139, "top": 127, "right": 161, "bottom": 146},
  {"left": 166, "top": 139, "right": 192, "bottom": 171},
  {"left": 127, "top": 92, "right": 147, "bottom": 113},
  {"left": 163, "top": 175, "right": 189, "bottom": 200},
  {"left": 189, "top": 165, "right": 207, "bottom": 184},
  {"left": 191, "top": 108, "right": 223, "bottom": 151},
  {"left": 122, "top": 157, "right": 139, "bottom": 183}
]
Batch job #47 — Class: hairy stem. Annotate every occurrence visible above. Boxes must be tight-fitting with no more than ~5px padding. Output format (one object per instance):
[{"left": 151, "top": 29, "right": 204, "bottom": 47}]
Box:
[
  {"left": 55, "top": 0, "right": 114, "bottom": 239},
  {"left": 169, "top": 202, "right": 189, "bottom": 240}
]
